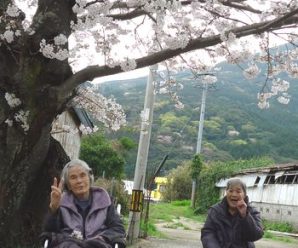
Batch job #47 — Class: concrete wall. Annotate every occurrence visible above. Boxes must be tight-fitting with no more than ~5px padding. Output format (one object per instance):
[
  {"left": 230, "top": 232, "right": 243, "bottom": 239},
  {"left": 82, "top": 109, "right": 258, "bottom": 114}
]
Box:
[{"left": 252, "top": 202, "right": 298, "bottom": 229}]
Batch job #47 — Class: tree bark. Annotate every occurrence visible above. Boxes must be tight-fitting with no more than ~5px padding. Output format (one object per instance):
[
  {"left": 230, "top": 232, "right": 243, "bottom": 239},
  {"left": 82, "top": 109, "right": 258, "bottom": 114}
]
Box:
[
  {"left": 0, "top": 0, "right": 75, "bottom": 247},
  {"left": 0, "top": 137, "right": 70, "bottom": 247}
]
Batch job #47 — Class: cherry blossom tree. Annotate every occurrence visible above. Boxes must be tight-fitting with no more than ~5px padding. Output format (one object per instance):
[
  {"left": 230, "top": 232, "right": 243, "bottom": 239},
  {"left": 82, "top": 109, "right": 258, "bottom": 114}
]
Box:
[{"left": 1, "top": 0, "right": 298, "bottom": 246}]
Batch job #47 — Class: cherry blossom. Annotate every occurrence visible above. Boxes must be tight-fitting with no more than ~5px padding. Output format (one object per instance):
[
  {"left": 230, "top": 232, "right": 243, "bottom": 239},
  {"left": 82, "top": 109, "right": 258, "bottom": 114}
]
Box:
[{"left": 3, "top": 0, "right": 298, "bottom": 132}]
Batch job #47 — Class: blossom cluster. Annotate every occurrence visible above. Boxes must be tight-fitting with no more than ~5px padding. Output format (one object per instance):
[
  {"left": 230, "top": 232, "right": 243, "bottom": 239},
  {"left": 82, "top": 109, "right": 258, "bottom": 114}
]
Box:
[
  {"left": 4, "top": 91, "right": 30, "bottom": 133},
  {"left": 157, "top": 74, "right": 184, "bottom": 110},
  {"left": 5, "top": 92, "right": 22, "bottom": 108},
  {"left": 14, "top": 110, "right": 30, "bottom": 132},
  {"left": 0, "top": 3, "right": 22, "bottom": 44},
  {"left": 257, "top": 77, "right": 291, "bottom": 109},
  {"left": 39, "top": 35, "right": 69, "bottom": 61},
  {"left": 10, "top": 0, "right": 298, "bottom": 114},
  {"left": 71, "top": 86, "right": 126, "bottom": 131}
]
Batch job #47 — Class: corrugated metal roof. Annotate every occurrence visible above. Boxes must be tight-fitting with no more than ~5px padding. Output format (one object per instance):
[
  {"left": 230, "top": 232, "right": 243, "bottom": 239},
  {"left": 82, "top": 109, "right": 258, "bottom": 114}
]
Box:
[
  {"left": 72, "top": 107, "right": 94, "bottom": 128},
  {"left": 216, "top": 174, "right": 267, "bottom": 188},
  {"left": 237, "top": 163, "right": 298, "bottom": 174}
]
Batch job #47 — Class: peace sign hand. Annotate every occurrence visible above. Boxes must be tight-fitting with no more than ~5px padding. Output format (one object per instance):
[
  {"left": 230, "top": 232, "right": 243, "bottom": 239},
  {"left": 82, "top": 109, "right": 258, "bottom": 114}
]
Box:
[{"left": 49, "top": 177, "right": 64, "bottom": 213}]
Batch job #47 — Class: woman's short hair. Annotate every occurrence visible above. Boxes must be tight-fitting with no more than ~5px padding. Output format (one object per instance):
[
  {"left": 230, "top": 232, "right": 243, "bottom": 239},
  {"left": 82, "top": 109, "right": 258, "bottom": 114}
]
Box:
[
  {"left": 61, "top": 159, "right": 94, "bottom": 190},
  {"left": 226, "top": 178, "right": 247, "bottom": 196}
]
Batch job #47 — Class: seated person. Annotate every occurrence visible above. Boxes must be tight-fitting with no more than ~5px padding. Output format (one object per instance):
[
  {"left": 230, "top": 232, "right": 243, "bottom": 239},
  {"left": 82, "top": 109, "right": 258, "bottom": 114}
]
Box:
[
  {"left": 201, "top": 178, "right": 264, "bottom": 248},
  {"left": 42, "top": 159, "right": 126, "bottom": 248}
]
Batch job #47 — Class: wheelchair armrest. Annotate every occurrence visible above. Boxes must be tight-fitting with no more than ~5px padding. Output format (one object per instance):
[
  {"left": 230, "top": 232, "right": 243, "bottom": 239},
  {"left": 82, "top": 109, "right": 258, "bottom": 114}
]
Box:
[{"left": 43, "top": 239, "right": 49, "bottom": 248}]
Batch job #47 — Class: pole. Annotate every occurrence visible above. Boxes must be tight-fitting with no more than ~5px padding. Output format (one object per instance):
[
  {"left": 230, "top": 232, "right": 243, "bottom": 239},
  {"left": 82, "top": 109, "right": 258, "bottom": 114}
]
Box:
[
  {"left": 191, "top": 81, "right": 208, "bottom": 208},
  {"left": 127, "top": 64, "right": 158, "bottom": 244},
  {"left": 196, "top": 82, "right": 207, "bottom": 154}
]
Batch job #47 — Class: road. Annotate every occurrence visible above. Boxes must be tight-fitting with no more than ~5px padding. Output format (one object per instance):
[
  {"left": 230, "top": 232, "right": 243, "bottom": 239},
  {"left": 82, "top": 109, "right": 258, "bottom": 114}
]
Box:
[{"left": 128, "top": 217, "right": 298, "bottom": 248}]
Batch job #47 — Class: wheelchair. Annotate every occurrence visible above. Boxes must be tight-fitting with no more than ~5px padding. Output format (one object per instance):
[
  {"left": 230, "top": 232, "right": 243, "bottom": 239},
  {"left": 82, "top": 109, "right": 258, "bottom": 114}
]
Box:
[{"left": 41, "top": 235, "right": 126, "bottom": 248}]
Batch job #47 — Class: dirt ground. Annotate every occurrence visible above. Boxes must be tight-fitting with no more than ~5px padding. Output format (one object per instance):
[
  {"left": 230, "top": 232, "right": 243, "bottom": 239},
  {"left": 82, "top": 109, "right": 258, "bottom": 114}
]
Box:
[{"left": 127, "top": 217, "right": 298, "bottom": 248}]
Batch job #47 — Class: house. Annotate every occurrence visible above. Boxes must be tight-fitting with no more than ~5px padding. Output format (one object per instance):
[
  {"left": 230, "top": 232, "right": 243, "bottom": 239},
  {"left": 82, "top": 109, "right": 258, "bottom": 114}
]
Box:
[
  {"left": 150, "top": 177, "right": 168, "bottom": 201},
  {"left": 51, "top": 107, "right": 94, "bottom": 159},
  {"left": 216, "top": 163, "right": 298, "bottom": 228}
]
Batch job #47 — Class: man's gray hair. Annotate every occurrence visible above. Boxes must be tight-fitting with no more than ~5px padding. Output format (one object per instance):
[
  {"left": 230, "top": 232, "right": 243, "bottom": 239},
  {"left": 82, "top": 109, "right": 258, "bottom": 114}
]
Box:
[
  {"left": 226, "top": 177, "right": 247, "bottom": 196},
  {"left": 61, "top": 159, "right": 94, "bottom": 190}
]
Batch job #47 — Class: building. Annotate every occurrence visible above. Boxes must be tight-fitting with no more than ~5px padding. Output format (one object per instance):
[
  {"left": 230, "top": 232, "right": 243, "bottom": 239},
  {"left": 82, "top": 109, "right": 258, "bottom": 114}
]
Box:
[
  {"left": 150, "top": 177, "right": 168, "bottom": 201},
  {"left": 216, "top": 163, "right": 298, "bottom": 229},
  {"left": 51, "top": 107, "right": 94, "bottom": 159}
]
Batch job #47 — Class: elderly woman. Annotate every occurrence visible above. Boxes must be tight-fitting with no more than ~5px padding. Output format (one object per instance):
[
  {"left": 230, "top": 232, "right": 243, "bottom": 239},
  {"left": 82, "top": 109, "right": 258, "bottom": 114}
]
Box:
[
  {"left": 42, "top": 159, "right": 126, "bottom": 248},
  {"left": 201, "top": 178, "right": 264, "bottom": 248}
]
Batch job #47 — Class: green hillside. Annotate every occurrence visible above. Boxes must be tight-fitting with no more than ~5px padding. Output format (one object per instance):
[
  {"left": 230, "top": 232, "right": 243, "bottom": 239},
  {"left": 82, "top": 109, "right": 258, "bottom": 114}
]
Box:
[{"left": 98, "top": 62, "right": 298, "bottom": 179}]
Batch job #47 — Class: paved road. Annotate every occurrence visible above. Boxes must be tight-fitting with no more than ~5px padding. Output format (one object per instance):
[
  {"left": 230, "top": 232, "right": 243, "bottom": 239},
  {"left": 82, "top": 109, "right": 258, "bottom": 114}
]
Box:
[{"left": 127, "top": 217, "right": 298, "bottom": 248}]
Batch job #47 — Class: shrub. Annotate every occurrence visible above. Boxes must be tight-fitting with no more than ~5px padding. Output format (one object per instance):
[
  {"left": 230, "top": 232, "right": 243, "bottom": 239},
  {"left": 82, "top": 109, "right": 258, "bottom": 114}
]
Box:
[
  {"left": 163, "top": 161, "right": 192, "bottom": 201},
  {"left": 94, "top": 178, "right": 131, "bottom": 215}
]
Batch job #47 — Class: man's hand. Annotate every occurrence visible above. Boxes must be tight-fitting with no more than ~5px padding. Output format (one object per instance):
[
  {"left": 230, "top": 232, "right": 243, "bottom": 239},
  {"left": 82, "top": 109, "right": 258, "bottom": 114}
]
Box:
[
  {"left": 49, "top": 177, "right": 63, "bottom": 213},
  {"left": 236, "top": 198, "right": 247, "bottom": 218}
]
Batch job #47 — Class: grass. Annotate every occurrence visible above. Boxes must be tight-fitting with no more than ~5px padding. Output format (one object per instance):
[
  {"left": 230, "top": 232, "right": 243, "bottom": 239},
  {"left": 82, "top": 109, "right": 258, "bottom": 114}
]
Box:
[
  {"left": 263, "top": 231, "right": 298, "bottom": 245},
  {"left": 146, "top": 200, "right": 206, "bottom": 223},
  {"left": 263, "top": 219, "right": 295, "bottom": 233}
]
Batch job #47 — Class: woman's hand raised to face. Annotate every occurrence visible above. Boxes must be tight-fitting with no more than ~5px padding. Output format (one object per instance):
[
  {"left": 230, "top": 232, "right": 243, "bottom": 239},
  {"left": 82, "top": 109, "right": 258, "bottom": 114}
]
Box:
[
  {"left": 236, "top": 198, "right": 247, "bottom": 218},
  {"left": 49, "top": 177, "right": 64, "bottom": 213}
]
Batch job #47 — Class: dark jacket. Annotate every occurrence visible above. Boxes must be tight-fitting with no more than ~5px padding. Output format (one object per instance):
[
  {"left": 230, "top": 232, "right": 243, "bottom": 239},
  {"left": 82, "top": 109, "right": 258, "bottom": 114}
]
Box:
[
  {"left": 201, "top": 197, "right": 263, "bottom": 248},
  {"left": 43, "top": 187, "right": 126, "bottom": 246}
]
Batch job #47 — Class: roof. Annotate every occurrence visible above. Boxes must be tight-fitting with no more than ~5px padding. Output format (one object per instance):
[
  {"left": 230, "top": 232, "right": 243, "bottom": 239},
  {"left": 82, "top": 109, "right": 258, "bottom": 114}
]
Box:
[
  {"left": 72, "top": 107, "right": 94, "bottom": 128},
  {"left": 216, "top": 162, "right": 298, "bottom": 188},
  {"left": 235, "top": 163, "right": 298, "bottom": 175}
]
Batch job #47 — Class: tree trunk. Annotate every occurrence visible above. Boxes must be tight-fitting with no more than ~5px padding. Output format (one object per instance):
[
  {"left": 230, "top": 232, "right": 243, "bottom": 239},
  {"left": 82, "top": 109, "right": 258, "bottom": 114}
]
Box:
[
  {"left": 0, "top": 137, "right": 70, "bottom": 247},
  {"left": 0, "top": 1, "right": 76, "bottom": 246}
]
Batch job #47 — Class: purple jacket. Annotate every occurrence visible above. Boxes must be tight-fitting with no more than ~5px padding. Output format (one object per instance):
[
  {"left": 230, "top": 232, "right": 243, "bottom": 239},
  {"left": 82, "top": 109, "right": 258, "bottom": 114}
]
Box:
[{"left": 43, "top": 187, "right": 126, "bottom": 243}]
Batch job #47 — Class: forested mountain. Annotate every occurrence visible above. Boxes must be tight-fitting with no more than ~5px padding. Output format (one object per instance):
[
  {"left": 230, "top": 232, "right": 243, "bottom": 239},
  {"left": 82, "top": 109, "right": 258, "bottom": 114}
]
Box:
[{"left": 98, "top": 61, "right": 298, "bottom": 179}]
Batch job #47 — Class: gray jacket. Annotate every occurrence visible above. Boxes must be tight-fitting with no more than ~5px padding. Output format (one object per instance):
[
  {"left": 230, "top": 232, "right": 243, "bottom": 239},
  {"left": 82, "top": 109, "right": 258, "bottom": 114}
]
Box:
[
  {"left": 201, "top": 197, "right": 264, "bottom": 248},
  {"left": 43, "top": 187, "right": 126, "bottom": 244}
]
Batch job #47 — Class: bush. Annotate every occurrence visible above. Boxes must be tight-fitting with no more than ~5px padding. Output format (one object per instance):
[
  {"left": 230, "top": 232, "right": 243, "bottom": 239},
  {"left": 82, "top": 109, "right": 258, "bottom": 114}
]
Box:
[
  {"left": 163, "top": 161, "right": 192, "bottom": 201},
  {"left": 80, "top": 132, "right": 125, "bottom": 179},
  {"left": 263, "top": 220, "right": 295, "bottom": 233},
  {"left": 94, "top": 178, "right": 130, "bottom": 215}
]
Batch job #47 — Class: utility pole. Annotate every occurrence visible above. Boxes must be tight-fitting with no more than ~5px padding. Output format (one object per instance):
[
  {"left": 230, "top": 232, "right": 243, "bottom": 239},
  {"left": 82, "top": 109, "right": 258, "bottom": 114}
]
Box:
[
  {"left": 191, "top": 81, "right": 208, "bottom": 208},
  {"left": 127, "top": 64, "right": 158, "bottom": 244},
  {"left": 196, "top": 81, "right": 208, "bottom": 154}
]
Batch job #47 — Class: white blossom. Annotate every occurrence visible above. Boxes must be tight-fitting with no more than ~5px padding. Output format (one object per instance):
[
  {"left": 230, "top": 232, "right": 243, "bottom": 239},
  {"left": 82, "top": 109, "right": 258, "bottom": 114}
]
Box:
[
  {"left": 243, "top": 64, "right": 260, "bottom": 79},
  {"left": 14, "top": 110, "right": 30, "bottom": 132},
  {"left": 5, "top": 119, "right": 13, "bottom": 127},
  {"left": 175, "top": 101, "right": 184, "bottom": 109},
  {"left": 277, "top": 95, "right": 290, "bottom": 105},
  {"left": 5, "top": 92, "right": 22, "bottom": 108},
  {"left": 164, "top": 34, "right": 189, "bottom": 50},
  {"left": 3, "top": 30, "right": 14, "bottom": 43},
  {"left": 6, "top": 4, "right": 20, "bottom": 17},
  {"left": 79, "top": 124, "right": 93, "bottom": 135},
  {"left": 40, "top": 39, "right": 69, "bottom": 61},
  {"left": 54, "top": 34, "right": 68, "bottom": 46},
  {"left": 204, "top": 75, "right": 217, "bottom": 84},
  {"left": 120, "top": 58, "right": 137, "bottom": 72},
  {"left": 72, "top": 87, "right": 126, "bottom": 131},
  {"left": 257, "top": 93, "right": 271, "bottom": 109},
  {"left": 271, "top": 78, "right": 289, "bottom": 95}
]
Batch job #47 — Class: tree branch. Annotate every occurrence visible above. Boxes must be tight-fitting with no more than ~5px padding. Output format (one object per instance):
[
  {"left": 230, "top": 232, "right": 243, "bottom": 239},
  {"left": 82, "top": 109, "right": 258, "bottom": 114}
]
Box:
[{"left": 54, "top": 10, "right": 298, "bottom": 101}]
